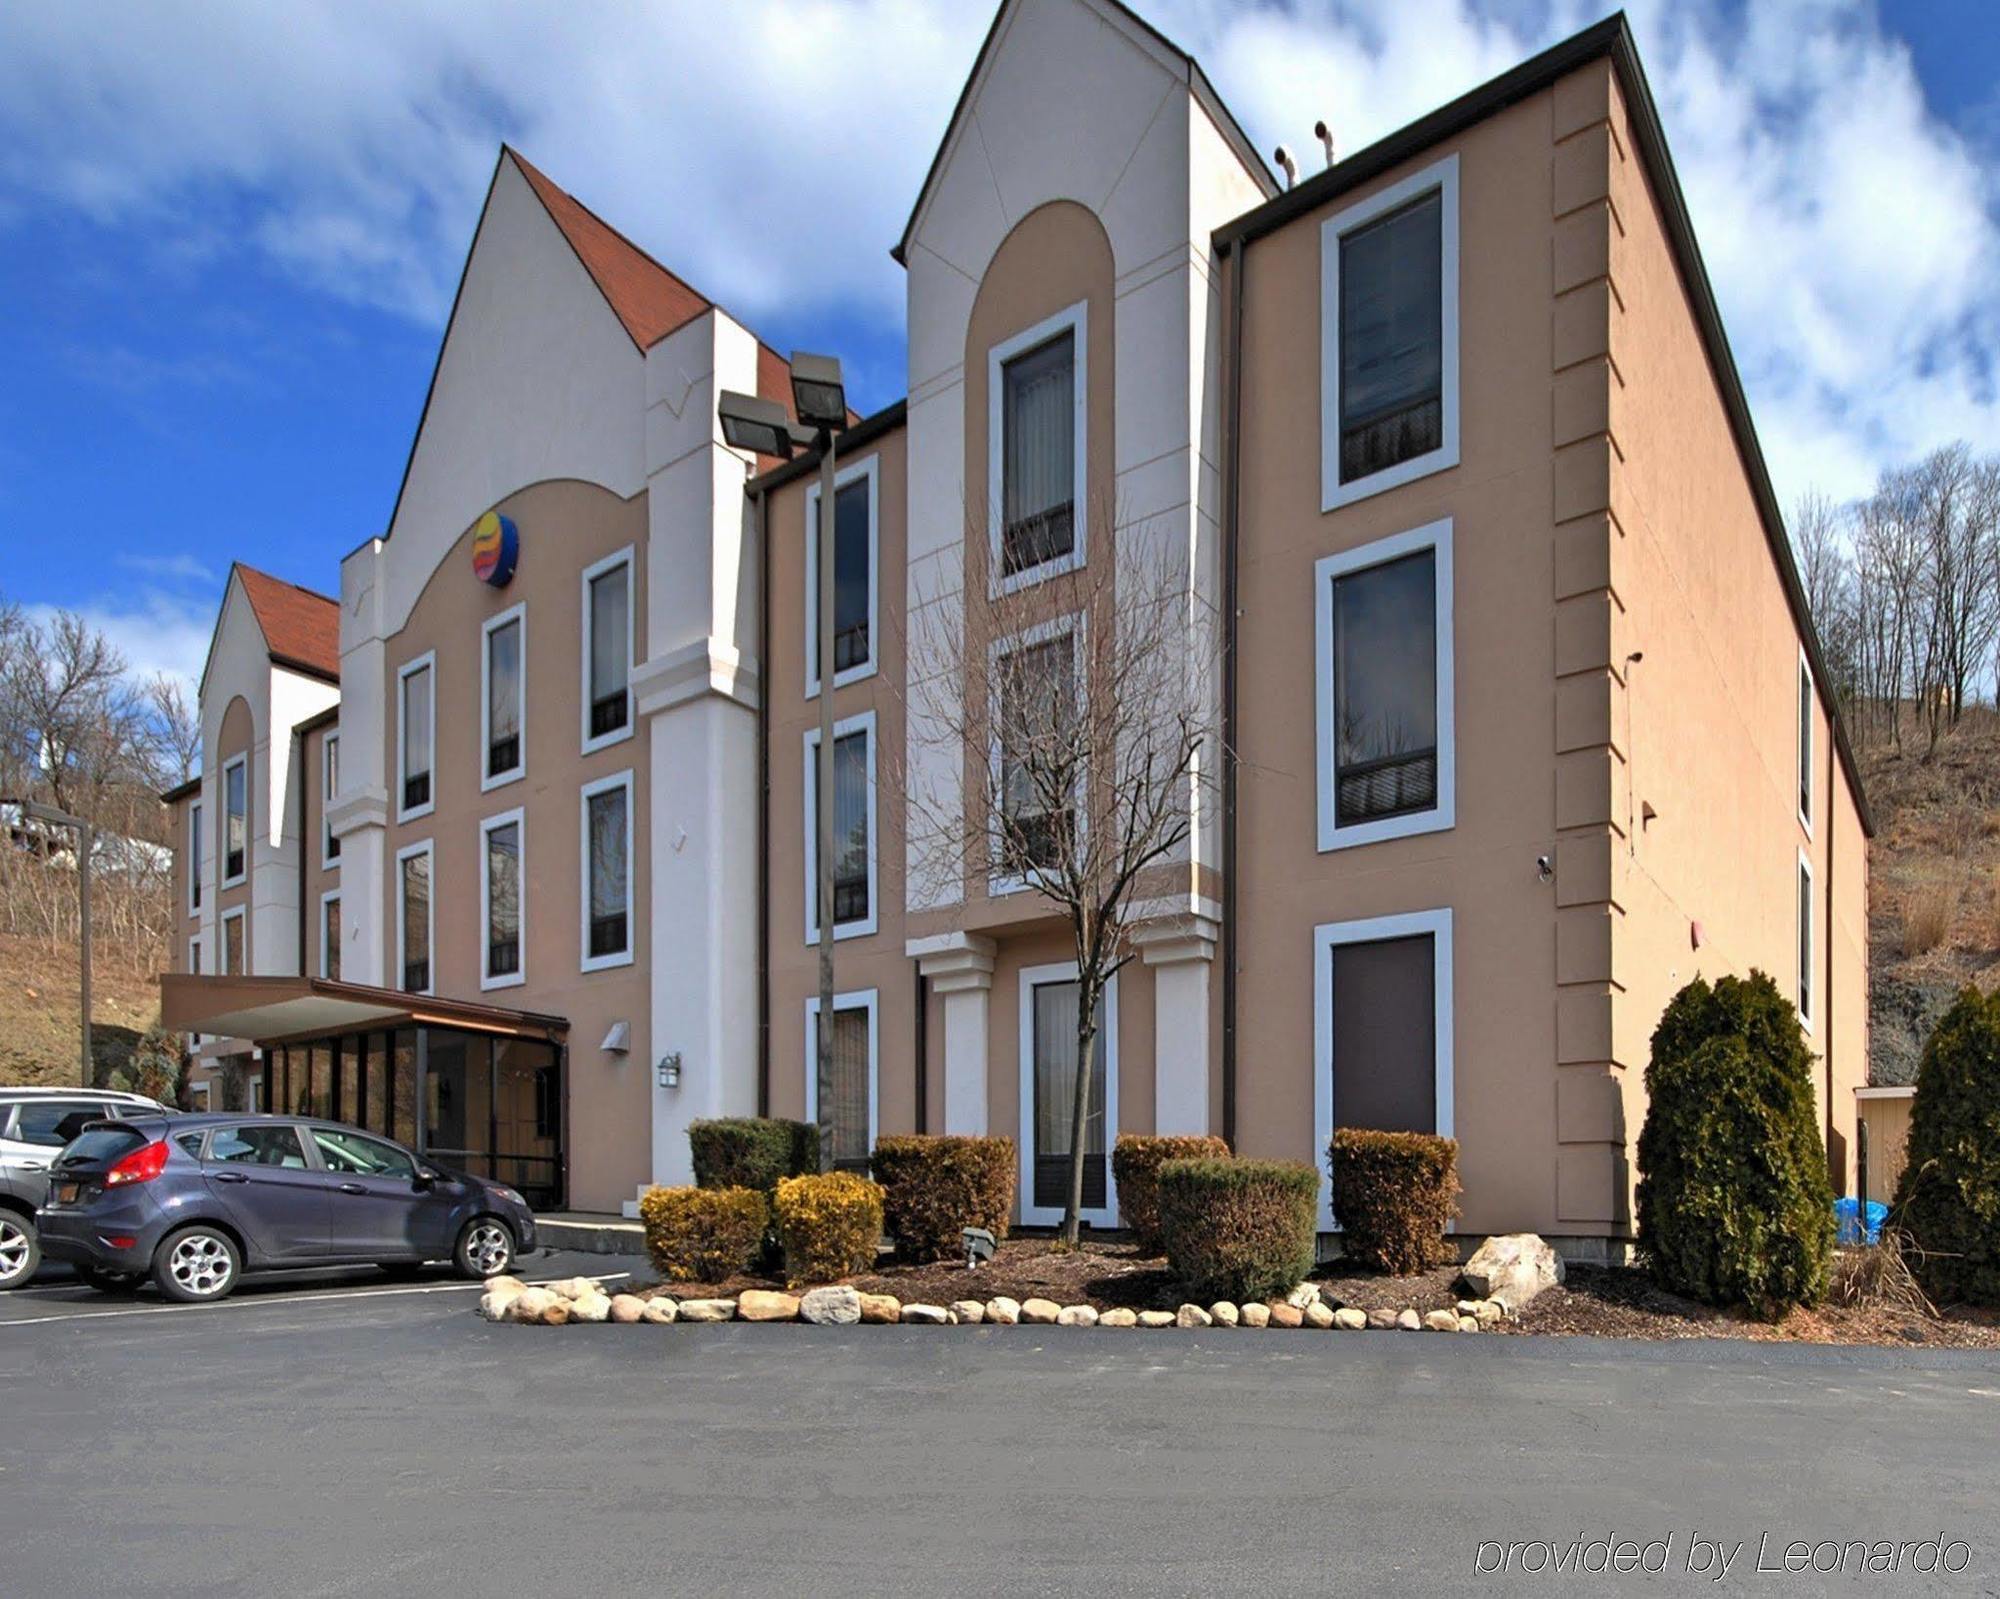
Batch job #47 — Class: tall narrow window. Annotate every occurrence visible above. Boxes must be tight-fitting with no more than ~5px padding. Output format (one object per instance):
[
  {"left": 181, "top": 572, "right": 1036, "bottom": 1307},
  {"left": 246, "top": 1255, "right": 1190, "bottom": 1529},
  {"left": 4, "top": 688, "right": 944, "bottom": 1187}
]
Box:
[
  {"left": 581, "top": 773, "right": 632, "bottom": 970},
  {"left": 399, "top": 655, "right": 435, "bottom": 819},
  {"left": 1797, "top": 651, "right": 1814, "bottom": 833},
  {"left": 222, "top": 908, "right": 245, "bottom": 976},
  {"left": 996, "top": 629, "right": 1077, "bottom": 882},
  {"left": 483, "top": 811, "right": 523, "bottom": 988},
  {"left": 399, "top": 844, "right": 432, "bottom": 993},
  {"left": 804, "top": 712, "right": 876, "bottom": 941},
  {"left": 806, "top": 991, "right": 876, "bottom": 1172},
  {"left": 483, "top": 608, "right": 524, "bottom": 787},
  {"left": 806, "top": 459, "right": 878, "bottom": 692},
  {"left": 323, "top": 733, "right": 341, "bottom": 864},
  {"left": 222, "top": 755, "right": 247, "bottom": 885},
  {"left": 189, "top": 801, "right": 204, "bottom": 911},
  {"left": 1315, "top": 520, "right": 1454, "bottom": 851},
  {"left": 1002, "top": 331, "right": 1075, "bottom": 576},
  {"left": 1798, "top": 852, "right": 1814, "bottom": 1030},
  {"left": 188, "top": 935, "right": 201, "bottom": 978},
  {"left": 583, "top": 550, "right": 633, "bottom": 749},
  {"left": 1321, "top": 155, "right": 1458, "bottom": 509},
  {"left": 321, "top": 892, "right": 342, "bottom": 982}
]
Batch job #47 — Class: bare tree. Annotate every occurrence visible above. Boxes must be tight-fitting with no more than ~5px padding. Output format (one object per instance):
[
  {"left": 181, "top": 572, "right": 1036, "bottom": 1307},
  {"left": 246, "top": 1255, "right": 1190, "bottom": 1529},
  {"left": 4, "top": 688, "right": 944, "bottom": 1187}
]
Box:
[{"left": 897, "top": 508, "right": 1220, "bottom": 1246}]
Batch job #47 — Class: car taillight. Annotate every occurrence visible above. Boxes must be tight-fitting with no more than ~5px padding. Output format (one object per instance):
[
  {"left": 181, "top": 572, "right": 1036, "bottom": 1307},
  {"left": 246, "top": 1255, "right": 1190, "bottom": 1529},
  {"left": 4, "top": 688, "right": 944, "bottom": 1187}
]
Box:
[{"left": 106, "top": 1140, "right": 169, "bottom": 1187}]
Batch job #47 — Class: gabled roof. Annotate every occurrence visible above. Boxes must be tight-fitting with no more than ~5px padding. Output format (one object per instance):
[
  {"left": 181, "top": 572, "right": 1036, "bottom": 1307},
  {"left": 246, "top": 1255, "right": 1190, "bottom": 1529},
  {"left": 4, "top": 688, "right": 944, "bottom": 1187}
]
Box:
[
  {"left": 233, "top": 564, "right": 340, "bottom": 684},
  {"left": 892, "top": 0, "right": 1277, "bottom": 266}
]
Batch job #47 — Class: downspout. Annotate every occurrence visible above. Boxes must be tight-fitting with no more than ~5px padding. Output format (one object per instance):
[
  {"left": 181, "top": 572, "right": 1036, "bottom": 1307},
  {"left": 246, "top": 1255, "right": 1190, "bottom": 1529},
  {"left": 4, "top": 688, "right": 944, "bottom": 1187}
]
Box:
[
  {"left": 294, "top": 727, "right": 308, "bottom": 977},
  {"left": 914, "top": 969, "right": 929, "bottom": 1135},
  {"left": 1220, "top": 236, "right": 1246, "bottom": 1150},
  {"left": 755, "top": 484, "right": 772, "bottom": 1118},
  {"left": 1824, "top": 710, "right": 1838, "bottom": 1191}
]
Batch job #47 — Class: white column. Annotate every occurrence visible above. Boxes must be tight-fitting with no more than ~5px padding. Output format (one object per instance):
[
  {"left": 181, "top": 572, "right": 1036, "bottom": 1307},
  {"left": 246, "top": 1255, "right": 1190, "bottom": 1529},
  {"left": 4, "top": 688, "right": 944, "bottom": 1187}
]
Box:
[
  {"left": 333, "top": 539, "right": 390, "bottom": 988},
  {"left": 1134, "top": 917, "right": 1217, "bottom": 1136},
  {"left": 913, "top": 933, "right": 996, "bottom": 1135}
]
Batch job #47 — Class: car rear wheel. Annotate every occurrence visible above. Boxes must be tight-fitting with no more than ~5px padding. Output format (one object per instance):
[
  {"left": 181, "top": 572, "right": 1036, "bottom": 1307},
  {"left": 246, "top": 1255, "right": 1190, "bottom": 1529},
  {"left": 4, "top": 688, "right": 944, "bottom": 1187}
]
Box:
[
  {"left": 153, "top": 1225, "right": 241, "bottom": 1304},
  {"left": 0, "top": 1213, "right": 39, "bottom": 1289},
  {"left": 454, "top": 1217, "right": 514, "bottom": 1280}
]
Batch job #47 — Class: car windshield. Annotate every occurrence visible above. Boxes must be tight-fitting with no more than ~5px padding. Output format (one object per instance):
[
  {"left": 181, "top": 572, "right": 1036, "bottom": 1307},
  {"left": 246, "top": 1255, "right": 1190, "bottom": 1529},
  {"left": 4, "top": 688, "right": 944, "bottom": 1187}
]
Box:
[{"left": 62, "top": 1127, "right": 146, "bottom": 1164}]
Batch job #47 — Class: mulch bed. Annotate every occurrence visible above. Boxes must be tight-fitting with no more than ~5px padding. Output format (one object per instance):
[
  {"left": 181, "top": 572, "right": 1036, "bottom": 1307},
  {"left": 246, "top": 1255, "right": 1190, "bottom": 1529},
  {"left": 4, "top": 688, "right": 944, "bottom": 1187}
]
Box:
[{"left": 634, "top": 1238, "right": 2000, "bottom": 1349}]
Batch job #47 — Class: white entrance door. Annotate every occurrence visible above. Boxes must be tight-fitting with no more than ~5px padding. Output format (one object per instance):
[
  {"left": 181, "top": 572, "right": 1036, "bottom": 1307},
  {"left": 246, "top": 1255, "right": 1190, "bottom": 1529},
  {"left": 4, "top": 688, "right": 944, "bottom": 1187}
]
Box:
[{"left": 1018, "top": 962, "right": 1118, "bottom": 1227}]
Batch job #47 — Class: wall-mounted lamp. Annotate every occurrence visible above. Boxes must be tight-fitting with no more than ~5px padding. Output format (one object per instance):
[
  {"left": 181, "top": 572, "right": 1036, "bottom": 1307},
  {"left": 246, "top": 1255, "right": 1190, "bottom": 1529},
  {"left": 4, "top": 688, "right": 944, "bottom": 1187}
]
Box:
[
  {"left": 656, "top": 1052, "right": 682, "bottom": 1090},
  {"left": 601, "top": 1020, "right": 630, "bottom": 1055}
]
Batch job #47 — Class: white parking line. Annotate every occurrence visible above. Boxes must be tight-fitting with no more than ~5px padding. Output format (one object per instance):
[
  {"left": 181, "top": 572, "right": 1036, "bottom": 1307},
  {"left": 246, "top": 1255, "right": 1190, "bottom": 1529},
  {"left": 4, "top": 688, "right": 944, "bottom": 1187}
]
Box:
[{"left": 0, "top": 1271, "right": 628, "bottom": 1329}]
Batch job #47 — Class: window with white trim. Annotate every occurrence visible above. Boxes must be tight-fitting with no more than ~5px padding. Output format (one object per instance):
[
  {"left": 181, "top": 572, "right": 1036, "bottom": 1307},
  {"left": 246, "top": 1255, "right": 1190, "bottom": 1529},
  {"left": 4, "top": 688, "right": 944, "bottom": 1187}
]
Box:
[
  {"left": 990, "top": 301, "right": 1087, "bottom": 588},
  {"left": 991, "top": 619, "right": 1082, "bottom": 889},
  {"left": 805, "top": 455, "right": 878, "bottom": 693},
  {"left": 804, "top": 711, "right": 876, "bottom": 941},
  {"left": 221, "top": 755, "right": 248, "bottom": 885},
  {"left": 1797, "top": 649, "right": 1813, "bottom": 834},
  {"left": 398, "top": 653, "right": 435, "bottom": 820},
  {"left": 482, "top": 606, "right": 525, "bottom": 789},
  {"left": 397, "top": 841, "right": 433, "bottom": 994},
  {"left": 481, "top": 809, "right": 524, "bottom": 989},
  {"left": 582, "top": 549, "right": 633, "bottom": 750},
  {"left": 187, "top": 934, "right": 201, "bottom": 977},
  {"left": 320, "top": 891, "right": 342, "bottom": 982},
  {"left": 581, "top": 772, "right": 633, "bottom": 970},
  {"left": 1798, "top": 850, "right": 1814, "bottom": 1031},
  {"left": 1321, "top": 155, "right": 1459, "bottom": 510},
  {"left": 805, "top": 989, "right": 878, "bottom": 1172},
  {"left": 189, "top": 800, "right": 204, "bottom": 911},
  {"left": 221, "top": 906, "right": 246, "bottom": 976},
  {"left": 322, "top": 732, "right": 341, "bottom": 866},
  {"left": 1314, "top": 518, "right": 1454, "bottom": 851}
]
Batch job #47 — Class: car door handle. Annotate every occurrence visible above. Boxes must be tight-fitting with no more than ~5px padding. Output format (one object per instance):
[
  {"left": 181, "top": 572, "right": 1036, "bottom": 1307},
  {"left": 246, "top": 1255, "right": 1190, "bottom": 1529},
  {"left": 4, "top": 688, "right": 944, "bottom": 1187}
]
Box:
[
  {"left": 338, "top": 1183, "right": 366, "bottom": 1195},
  {"left": 213, "top": 1171, "right": 249, "bottom": 1184}
]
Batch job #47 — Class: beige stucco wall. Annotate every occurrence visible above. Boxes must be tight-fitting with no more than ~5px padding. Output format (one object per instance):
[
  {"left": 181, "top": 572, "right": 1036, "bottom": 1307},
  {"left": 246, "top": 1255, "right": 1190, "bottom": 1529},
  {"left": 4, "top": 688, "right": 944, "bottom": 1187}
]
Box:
[{"left": 381, "top": 477, "right": 653, "bottom": 1213}]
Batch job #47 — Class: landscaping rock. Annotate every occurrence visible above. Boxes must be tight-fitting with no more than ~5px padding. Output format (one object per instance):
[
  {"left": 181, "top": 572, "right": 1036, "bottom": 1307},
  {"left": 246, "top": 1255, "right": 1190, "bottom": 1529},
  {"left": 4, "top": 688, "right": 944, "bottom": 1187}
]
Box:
[
  {"left": 1285, "top": 1283, "right": 1322, "bottom": 1310},
  {"left": 1137, "top": 1310, "right": 1177, "bottom": 1329},
  {"left": 478, "top": 1289, "right": 520, "bottom": 1322},
  {"left": 1395, "top": 1308, "right": 1422, "bottom": 1331},
  {"left": 608, "top": 1294, "right": 647, "bottom": 1324},
  {"left": 540, "top": 1300, "right": 573, "bottom": 1326},
  {"left": 545, "top": 1277, "right": 598, "bottom": 1301},
  {"left": 1177, "top": 1303, "right": 1213, "bottom": 1329},
  {"left": 1303, "top": 1300, "right": 1335, "bottom": 1330},
  {"left": 984, "top": 1296, "right": 1022, "bottom": 1325},
  {"left": 1458, "top": 1315, "right": 1481, "bottom": 1333},
  {"left": 1056, "top": 1304, "right": 1099, "bottom": 1327},
  {"left": 737, "top": 1290, "right": 801, "bottom": 1323},
  {"left": 1458, "top": 1297, "right": 1505, "bottom": 1326},
  {"left": 1424, "top": 1309, "right": 1460, "bottom": 1332},
  {"left": 1267, "top": 1303, "right": 1304, "bottom": 1329},
  {"left": 1460, "top": 1233, "right": 1564, "bottom": 1312},
  {"left": 640, "top": 1297, "right": 679, "bottom": 1325},
  {"left": 1020, "top": 1298, "right": 1063, "bottom": 1325},
  {"left": 1365, "top": 1307, "right": 1399, "bottom": 1330},
  {"left": 1099, "top": 1307, "right": 1138, "bottom": 1328},
  {"left": 1334, "top": 1307, "right": 1369, "bottom": 1330},
  {"left": 569, "top": 1293, "right": 612, "bottom": 1324},
  {"left": 1239, "top": 1303, "right": 1270, "bottom": 1329},
  {"left": 799, "top": 1285, "right": 862, "bottom": 1325},
  {"left": 508, "top": 1287, "right": 558, "bottom": 1323},
  {"left": 950, "top": 1299, "right": 986, "bottom": 1325},
  {"left": 858, "top": 1293, "right": 901, "bottom": 1324},
  {"left": 486, "top": 1275, "right": 528, "bottom": 1298},
  {"left": 678, "top": 1298, "right": 737, "bottom": 1323},
  {"left": 1209, "top": 1301, "right": 1239, "bottom": 1327},
  {"left": 901, "top": 1303, "right": 950, "bottom": 1324}
]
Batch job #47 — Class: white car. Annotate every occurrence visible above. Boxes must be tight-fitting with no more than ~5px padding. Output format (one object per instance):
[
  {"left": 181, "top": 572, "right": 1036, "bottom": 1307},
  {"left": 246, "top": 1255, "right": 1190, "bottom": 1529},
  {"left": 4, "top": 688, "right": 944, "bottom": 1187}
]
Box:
[{"left": 0, "top": 1087, "right": 167, "bottom": 1288}]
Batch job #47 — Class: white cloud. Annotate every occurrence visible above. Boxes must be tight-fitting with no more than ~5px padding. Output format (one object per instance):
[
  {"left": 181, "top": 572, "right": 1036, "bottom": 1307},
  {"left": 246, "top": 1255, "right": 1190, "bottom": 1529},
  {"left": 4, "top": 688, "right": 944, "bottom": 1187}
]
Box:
[
  {"left": 26, "top": 584, "right": 215, "bottom": 701},
  {"left": 1, "top": 0, "right": 1995, "bottom": 509}
]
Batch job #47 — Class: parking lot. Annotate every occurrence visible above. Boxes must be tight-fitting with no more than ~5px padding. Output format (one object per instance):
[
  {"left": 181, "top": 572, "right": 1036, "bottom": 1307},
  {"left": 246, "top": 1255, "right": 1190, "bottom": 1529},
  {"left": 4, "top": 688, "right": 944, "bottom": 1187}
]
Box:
[{"left": 6, "top": 1246, "right": 2000, "bottom": 1597}]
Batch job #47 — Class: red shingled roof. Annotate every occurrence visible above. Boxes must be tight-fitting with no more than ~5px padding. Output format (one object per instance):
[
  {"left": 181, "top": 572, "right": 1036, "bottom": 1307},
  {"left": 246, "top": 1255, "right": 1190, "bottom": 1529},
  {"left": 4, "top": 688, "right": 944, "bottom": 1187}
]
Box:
[{"left": 235, "top": 565, "right": 340, "bottom": 682}]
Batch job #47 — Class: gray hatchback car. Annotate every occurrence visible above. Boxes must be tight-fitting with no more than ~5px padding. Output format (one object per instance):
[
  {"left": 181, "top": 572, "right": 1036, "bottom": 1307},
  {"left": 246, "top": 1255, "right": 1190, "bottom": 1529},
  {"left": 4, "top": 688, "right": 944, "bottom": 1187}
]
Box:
[{"left": 37, "top": 1113, "right": 537, "bottom": 1302}]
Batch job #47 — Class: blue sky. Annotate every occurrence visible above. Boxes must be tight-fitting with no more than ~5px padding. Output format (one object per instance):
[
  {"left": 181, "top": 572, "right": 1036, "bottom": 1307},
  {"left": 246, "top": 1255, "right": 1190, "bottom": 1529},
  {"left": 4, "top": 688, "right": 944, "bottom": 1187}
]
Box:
[{"left": 2, "top": 0, "right": 1996, "bottom": 692}]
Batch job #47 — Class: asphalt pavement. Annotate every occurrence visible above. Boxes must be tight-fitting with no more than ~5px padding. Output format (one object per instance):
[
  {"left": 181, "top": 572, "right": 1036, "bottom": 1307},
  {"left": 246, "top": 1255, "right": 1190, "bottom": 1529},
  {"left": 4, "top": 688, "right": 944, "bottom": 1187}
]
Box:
[{"left": 3, "top": 1253, "right": 1997, "bottom": 1597}]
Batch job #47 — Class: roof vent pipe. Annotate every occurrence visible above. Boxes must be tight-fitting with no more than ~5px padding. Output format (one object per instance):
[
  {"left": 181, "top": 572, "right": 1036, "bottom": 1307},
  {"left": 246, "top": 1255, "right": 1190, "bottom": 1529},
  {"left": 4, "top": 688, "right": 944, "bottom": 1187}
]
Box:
[
  {"left": 1273, "top": 145, "right": 1298, "bottom": 189},
  {"left": 1315, "top": 119, "right": 1336, "bottom": 168}
]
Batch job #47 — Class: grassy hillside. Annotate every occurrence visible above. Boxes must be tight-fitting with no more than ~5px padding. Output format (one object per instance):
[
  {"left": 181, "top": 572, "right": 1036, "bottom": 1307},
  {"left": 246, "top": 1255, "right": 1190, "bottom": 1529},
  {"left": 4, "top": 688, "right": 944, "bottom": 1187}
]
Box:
[
  {"left": 0, "top": 930, "right": 161, "bottom": 1088},
  {"left": 1863, "top": 707, "right": 2000, "bottom": 1083}
]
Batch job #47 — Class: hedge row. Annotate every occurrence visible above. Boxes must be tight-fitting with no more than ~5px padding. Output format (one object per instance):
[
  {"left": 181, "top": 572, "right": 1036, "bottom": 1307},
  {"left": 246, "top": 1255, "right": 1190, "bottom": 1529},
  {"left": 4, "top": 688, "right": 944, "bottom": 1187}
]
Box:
[
  {"left": 1112, "top": 1134, "right": 1232, "bottom": 1253},
  {"left": 1156, "top": 1158, "right": 1318, "bottom": 1301},
  {"left": 689, "top": 1118, "right": 819, "bottom": 1193},
  {"left": 774, "top": 1172, "right": 885, "bottom": 1288},
  {"left": 1329, "top": 1129, "right": 1460, "bottom": 1275},
  {"left": 638, "top": 1186, "right": 769, "bottom": 1282},
  {"left": 1894, "top": 986, "right": 2000, "bottom": 1306},
  {"left": 870, "top": 1135, "right": 1016, "bottom": 1262}
]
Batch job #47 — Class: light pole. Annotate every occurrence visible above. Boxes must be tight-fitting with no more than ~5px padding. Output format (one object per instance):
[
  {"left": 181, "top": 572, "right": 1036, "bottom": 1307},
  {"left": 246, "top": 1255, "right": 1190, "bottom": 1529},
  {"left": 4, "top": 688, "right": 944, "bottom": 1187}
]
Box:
[
  {"left": 719, "top": 353, "right": 849, "bottom": 1174},
  {"left": 21, "top": 799, "right": 94, "bottom": 1086}
]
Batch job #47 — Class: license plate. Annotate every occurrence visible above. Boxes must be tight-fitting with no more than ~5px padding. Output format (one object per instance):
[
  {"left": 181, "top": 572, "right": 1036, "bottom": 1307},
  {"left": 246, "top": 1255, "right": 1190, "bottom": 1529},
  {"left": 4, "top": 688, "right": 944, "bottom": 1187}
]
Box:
[{"left": 54, "top": 1182, "right": 79, "bottom": 1206}]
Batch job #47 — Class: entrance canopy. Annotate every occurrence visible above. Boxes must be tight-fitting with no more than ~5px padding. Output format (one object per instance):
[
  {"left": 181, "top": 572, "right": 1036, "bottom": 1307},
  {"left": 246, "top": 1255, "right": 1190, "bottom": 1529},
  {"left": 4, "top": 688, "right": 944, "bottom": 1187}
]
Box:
[{"left": 160, "top": 973, "right": 567, "bottom": 1047}]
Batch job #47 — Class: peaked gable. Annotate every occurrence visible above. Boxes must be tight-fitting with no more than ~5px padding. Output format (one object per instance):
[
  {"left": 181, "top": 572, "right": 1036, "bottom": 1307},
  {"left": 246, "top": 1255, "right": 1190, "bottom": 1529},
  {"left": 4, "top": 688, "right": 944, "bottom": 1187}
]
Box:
[{"left": 235, "top": 564, "right": 340, "bottom": 682}]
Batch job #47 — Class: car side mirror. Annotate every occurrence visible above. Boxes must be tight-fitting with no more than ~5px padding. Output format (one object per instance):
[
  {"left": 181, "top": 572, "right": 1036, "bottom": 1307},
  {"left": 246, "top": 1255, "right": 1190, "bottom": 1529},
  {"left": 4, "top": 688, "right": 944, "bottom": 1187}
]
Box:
[{"left": 413, "top": 1168, "right": 438, "bottom": 1192}]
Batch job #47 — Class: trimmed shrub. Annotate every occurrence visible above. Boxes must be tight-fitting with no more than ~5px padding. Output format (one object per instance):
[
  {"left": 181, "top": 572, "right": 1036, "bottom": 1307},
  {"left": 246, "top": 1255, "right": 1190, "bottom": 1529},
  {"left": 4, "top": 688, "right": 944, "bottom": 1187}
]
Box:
[
  {"left": 773, "top": 1171, "right": 886, "bottom": 1287},
  {"left": 870, "top": 1135, "right": 1016, "bottom": 1262},
  {"left": 1328, "top": 1129, "right": 1460, "bottom": 1274},
  {"left": 688, "top": 1118, "right": 819, "bottom": 1194},
  {"left": 1894, "top": 986, "right": 2000, "bottom": 1305},
  {"left": 637, "top": 1185, "right": 770, "bottom": 1282},
  {"left": 1156, "top": 1157, "right": 1318, "bottom": 1301},
  {"left": 1636, "top": 972, "right": 1834, "bottom": 1315},
  {"left": 1112, "top": 1134, "right": 1232, "bottom": 1253}
]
